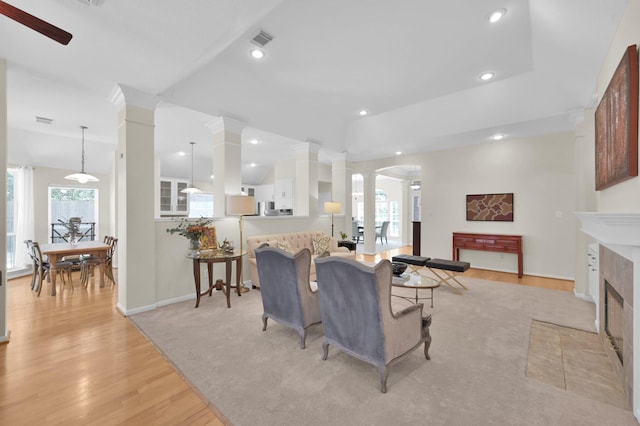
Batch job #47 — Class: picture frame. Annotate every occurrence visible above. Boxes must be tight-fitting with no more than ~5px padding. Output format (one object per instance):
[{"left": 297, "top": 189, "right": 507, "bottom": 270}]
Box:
[
  {"left": 595, "top": 44, "right": 639, "bottom": 191},
  {"left": 466, "top": 193, "right": 514, "bottom": 222},
  {"left": 199, "top": 226, "right": 218, "bottom": 250}
]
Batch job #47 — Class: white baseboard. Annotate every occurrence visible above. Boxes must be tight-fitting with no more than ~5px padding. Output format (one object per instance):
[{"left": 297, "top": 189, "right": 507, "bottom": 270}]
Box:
[{"left": 117, "top": 293, "right": 196, "bottom": 316}]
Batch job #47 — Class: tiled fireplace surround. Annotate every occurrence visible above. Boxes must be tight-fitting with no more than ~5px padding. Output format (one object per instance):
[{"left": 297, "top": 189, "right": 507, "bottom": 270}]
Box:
[{"left": 576, "top": 213, "right": 640, "bottom": 419}]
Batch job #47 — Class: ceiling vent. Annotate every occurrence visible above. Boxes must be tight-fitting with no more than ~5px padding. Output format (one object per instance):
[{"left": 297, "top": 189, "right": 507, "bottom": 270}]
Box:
[
  {"left": 35, "top": 116, "right": 54, "bottom": 125},
  {"left": 251, "top": 30, "right": 273, "bottom": 48}
]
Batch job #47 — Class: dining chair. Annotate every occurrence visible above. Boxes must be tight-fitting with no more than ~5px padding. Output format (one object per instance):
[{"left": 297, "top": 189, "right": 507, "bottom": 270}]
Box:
[
  {"left": 104, "top": 237, "right": 118, "bottom": 284},
  {"left": 31, "top": 241, "right": 74, "bottom": 295},
  {"left": 24, "top": 240, "right": 38, "bottom": 290},
  {"left": 80, "top": 235, "right": 112, "bottom": 287},
  {"left": 352, "top": 221, "right": 363, "bottom": 243},
  {"left": 376, "top": 221, "right": 390, "bottom": 244}
]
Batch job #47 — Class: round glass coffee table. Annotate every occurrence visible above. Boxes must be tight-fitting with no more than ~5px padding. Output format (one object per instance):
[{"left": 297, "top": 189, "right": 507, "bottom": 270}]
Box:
[{"left": 392, "top": 273, "right": 440, "bottom": 308}]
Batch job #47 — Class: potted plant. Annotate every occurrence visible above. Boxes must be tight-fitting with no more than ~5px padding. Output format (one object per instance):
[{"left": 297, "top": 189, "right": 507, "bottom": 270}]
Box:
[{"left": 339, "top": 231, "right": 348, "bottom": 241}]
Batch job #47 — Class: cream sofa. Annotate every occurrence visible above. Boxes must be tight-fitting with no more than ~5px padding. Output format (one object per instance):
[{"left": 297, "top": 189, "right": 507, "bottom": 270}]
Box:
[{"left": 247, "top": 231, "right": 354, "bottom": 288}]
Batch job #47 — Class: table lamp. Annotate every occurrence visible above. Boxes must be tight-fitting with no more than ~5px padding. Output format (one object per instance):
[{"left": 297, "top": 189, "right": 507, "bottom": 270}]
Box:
[
  {"left": 323, "top": 201, "right": 342, "bottom": 237},
  {"left": 227, "top": 195, "right": 256, "bottom": 293}
]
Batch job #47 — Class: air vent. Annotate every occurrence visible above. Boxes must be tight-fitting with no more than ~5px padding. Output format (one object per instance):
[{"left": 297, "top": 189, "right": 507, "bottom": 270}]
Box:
[
  {"left": 35, "top": 116, "right": 54, "bottom": 125},
  {"left": 251, "top": 30, "right": 273, "bottom": 48}
]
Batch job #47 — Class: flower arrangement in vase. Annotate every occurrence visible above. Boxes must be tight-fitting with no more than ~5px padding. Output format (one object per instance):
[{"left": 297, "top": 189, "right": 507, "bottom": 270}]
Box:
[{"left": 166, "top": 217, "right": 212, "bottom": 254}]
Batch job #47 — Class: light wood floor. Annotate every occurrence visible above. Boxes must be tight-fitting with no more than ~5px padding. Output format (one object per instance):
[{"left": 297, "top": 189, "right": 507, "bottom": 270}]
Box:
[{"left": 1, "top": 247, "right": 573, "bottom": 424}]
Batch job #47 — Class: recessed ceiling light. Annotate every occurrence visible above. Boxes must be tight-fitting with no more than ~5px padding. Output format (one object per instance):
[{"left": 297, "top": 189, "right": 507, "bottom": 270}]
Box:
[
  {"left": 250, "top": 48, "right": 265, "bottom": 59},
  {"left": 210, "top": 174, "right": 215, "bottom": 179},
  {"left": 250, "top": 163, "right": 257, "bottom": 167},
  {"left": 250, "top": 138, "right": 260, "bottom": 144},
  {"left": 395, "top": 151, "right": 402, "bottom": 156},
  {"left": 359, "top": 109, "right": 368, "bottom": 116},
  {"left": 489, "top": 9, "right": 507, "bottom": 23},
  {"left": 492, "top": 134, "right": 504, "bottom": 140},
  {"left": 178, "top": 151, "right": 186, "bottom": 156},
  {"left": 480, "top": 72, "right": 495, "bottom": 81}
]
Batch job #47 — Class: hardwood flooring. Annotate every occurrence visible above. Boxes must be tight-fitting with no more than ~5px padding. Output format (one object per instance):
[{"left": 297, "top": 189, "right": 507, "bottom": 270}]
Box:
[{"left": 1, "top": 246, "right": 573, "bottom": 424}]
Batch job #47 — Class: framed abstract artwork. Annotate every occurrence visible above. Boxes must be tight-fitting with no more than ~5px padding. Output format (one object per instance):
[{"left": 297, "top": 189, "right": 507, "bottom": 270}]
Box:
[
  {"left": 466, "top": 193, "right": 514, "bottom": 222},
  {"left": 595, "top": 44, "right": 638, "bottom": 191}
]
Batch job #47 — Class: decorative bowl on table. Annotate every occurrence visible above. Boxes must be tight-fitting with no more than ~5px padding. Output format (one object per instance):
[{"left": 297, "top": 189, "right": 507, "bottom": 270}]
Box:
[{"left": 391, "top": 262, "right": 408, "bottom": 276}]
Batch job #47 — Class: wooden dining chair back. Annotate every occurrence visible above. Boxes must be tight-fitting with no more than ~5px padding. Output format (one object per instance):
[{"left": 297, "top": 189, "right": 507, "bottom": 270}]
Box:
[
  {"left": 32, "top": 241, "right": 74, "bottom": 296},
  {"left": 24, "top": 240, "right": 38, "bottom": 290},
  {"left": 105, "top": 237, "right": 118, "bottom": 284}
]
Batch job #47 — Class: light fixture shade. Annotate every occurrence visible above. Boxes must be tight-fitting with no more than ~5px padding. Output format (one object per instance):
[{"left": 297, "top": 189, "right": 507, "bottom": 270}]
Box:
[
  {"left": 410, "top": 181, "right": 421, "bottom": 190},
  {"left": 181, "top": 185, "right": 201, "bottom": 194},
  {"left": 227, "top": 195, "right": 255, "bottom": 216},
  {"left": 66, "top": 125, "right": 99, "bottom": 183},
  {"left": 65, "top": 172, "right": 99, "bottom": 183},
  {"left": 323, "top": 201, "right": 342, "bottom": 215}
]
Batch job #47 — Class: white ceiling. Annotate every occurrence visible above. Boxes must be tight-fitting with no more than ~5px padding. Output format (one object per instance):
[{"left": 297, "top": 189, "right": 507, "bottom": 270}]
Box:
[{"left": 0, "top": 0, "right": 628, "bottom": 184}]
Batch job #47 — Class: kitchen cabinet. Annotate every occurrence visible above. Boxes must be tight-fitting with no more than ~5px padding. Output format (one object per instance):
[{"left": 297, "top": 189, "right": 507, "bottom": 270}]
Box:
[
  {"left": 275, "top": 178, "right": 294, "bottom": 210},
  {"left": 160, "top": 178, "right": 189, "bottom": 215}
]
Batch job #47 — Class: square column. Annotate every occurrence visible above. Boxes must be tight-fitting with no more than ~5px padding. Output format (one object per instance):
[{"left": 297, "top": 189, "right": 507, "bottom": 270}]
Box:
[
  {"left": 207, "top": 117, "right": 245, "bottom": 216},
  {"left": 110, "top": 84, "right": 161, "bottom": 313}
]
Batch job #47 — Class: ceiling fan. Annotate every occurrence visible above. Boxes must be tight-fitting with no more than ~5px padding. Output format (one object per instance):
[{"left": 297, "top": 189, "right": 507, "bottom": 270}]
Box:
[{"left": 0, "top": 1, "right": 72, "bottom": 45}]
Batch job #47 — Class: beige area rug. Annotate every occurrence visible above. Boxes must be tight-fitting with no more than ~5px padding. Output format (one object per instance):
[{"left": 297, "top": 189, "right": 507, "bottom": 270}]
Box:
[{"left": 130, "top": 277, "right": 638, "bottom": 426}]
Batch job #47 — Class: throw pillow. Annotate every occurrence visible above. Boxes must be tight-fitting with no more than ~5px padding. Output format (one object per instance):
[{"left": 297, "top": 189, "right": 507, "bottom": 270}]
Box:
[
  {"left": 277, "top": 240, "right": 295, "bottom": 254},
  {"left": 312, "top": 235, "right": 331, "bottom": 255}
]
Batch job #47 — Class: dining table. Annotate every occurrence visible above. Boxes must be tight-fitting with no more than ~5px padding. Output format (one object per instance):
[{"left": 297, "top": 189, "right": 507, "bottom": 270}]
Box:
[{"left": 40, "top": 240, "right": 111, "bottom": 296}]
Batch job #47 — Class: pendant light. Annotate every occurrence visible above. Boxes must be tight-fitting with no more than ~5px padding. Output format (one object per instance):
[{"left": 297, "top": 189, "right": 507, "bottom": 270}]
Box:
[
  {"left": 65, "top": 126, "right": 99, "bottom": 184},
  {"left": 181, "top": 141, "right": 201, "bottom": 194}
]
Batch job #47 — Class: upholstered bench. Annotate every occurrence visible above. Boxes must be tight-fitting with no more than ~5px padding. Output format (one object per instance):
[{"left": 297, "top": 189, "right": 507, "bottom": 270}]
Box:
[
  {"left": 424, "top": 258, "right": 470, "bottom": 294},
  {"left": 391, "top": 254, "right": 431, "bottom": 273}
]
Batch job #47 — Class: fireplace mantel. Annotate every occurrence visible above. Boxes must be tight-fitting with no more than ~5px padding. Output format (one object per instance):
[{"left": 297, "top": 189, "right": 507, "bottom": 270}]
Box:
[{"left": 575, "top": 212, "right": 640, "bottom": 248}]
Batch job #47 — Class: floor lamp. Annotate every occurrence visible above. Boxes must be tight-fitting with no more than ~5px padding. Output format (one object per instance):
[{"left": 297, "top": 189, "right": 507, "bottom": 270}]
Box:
[
  {"left": 227, "top": 194, "right": 255, "bottom": 293},
  {"left": 323, "top": 201, "right": 342, "bottom": 237}
]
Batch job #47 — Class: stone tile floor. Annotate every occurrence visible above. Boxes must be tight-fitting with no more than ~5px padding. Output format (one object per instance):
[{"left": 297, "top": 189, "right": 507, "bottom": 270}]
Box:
[{"left": 526, "top": 320, "right": 630, "bottom": 410}]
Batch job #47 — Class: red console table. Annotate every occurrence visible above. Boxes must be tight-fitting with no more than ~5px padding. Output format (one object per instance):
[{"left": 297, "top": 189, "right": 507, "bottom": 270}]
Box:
[{"left": 452, "top": 232, "right": 523, "bottom": 277}]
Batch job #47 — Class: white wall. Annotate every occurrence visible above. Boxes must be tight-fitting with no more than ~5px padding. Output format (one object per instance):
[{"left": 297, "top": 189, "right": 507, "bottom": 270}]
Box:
[{"left": 421, "top": 132, "right": 577, "bottom": 280}]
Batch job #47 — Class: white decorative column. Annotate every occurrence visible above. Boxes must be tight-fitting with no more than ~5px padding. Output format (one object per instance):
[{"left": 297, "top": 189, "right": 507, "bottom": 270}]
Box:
[
  {"left": 207, "top": 117, "right": 245, "bottom": 216},
  {"left": 294, "top": 141, "right": 320, "bottom": 217},
  {"left": 0, "top": 58, "right": 8, "bottom": 342},
  {"left": 110, "top": 84, "right": 161, "bottom": 314},
  {"left": 332, "top": 154, "right": 350, "bottom": 238},
  {"left": 402, "top": 180, "right": 412, "bottom": 246},
  {"left": 362, "top": 171, "right": 377, "bottom": 255}
]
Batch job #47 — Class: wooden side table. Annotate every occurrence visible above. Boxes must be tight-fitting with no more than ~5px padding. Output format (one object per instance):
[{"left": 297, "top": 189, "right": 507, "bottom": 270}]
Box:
[
  {"left": 187, "top": 250, "right": 247, "bottom": 308},
  {"left": 337, "top": 240, "right": 357, "bottom": 251}
]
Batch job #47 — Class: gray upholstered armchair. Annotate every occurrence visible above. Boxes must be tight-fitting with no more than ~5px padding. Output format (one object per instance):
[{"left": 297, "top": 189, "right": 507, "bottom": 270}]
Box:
[
  {"left": 314, "top": 256, "right": 432, "bottom": 392},
  {"left": 255, "top": 246, "right": 321, "bottom": 349}
]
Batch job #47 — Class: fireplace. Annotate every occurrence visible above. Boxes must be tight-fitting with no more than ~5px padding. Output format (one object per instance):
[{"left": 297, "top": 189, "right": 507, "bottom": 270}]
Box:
[
  {"left": 605, "top": 280, "right": 624, "bottom": 364},
  {"left": 575, "top": 212, "right": 639, "bottom": 419},
  {"left": 599, "top": 245, "right": 633, "bottom": 410}
]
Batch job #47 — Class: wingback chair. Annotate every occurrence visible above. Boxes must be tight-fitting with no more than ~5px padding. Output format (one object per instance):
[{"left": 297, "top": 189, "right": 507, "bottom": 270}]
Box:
[
  {"left": 314, "top": 256, "right": 432, "bottom": 392},
  {"left": 255, "top": 246, "right": 321, "bottom": 349}
]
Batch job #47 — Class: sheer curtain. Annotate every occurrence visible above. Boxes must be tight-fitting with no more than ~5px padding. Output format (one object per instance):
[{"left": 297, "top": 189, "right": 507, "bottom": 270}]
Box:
[{"left": 13, "top": 166, "right": 34, "bottom": 269}]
